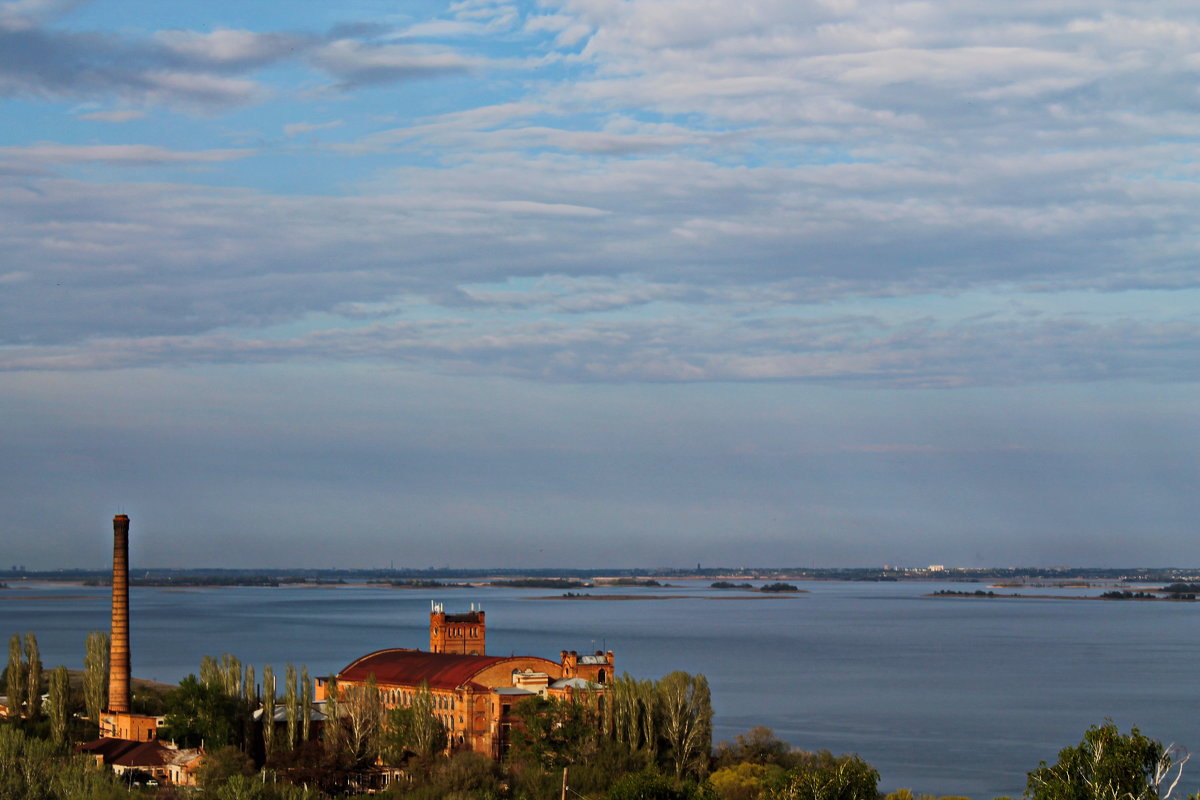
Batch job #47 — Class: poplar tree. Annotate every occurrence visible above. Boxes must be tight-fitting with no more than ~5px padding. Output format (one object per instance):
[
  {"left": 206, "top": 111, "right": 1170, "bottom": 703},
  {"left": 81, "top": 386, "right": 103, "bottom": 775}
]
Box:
[
  {"left": 300, "top": 666, "right": 312, "bottom": 743},
  {"left": 48, "top": 665, "right": 69, "bottom": 745},
  {"left": 6, "top": 633, "right": 25, "bottom": 718},
  {"left": 344, "top": 674, "right": 383, "bottom": 763},
  {"left": 384, "top": 681, "right": 447, "bottom": 762},
  {"left": 243, "top": 664, "right": 256, "bottom": 704},
  {"left": 200, "top": 654, "right": 220, "bottom": 688},
  {"left": 658, "top": 671, "right": 713, "bottom": 781},
  {"left": 24, "top": 632, "right": 42, "bottom": 721},
  {"left": 82, "top": 630, "right": 109, "bottom": 724},
  {"left": 220, "top": 653, "right": 242, "bottom": 697},
  {"left": 284, "top": 663, "right": 298, "bottom": 750},
  {"left": 261, "top": 665, "right": 276, "bottom": 755},
  {"left": 324, "top": 678, "right": 341, "bottom": 756}
]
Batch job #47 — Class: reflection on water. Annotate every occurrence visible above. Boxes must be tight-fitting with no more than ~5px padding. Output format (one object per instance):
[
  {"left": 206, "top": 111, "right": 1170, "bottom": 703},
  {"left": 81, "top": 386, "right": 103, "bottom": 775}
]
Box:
[{"left": 4, "top": 579, "right": 1198, "bottom": 799}]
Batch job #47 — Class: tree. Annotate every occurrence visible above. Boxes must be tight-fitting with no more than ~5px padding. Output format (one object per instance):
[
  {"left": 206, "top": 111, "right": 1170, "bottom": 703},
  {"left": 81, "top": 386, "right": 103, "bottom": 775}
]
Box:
[
  {"left": 24, "top": 632, "right": 42, "bottom": 721},
  {"left": 243, "top": 663, "right": 256, "bottom": 705},
  {"left": 221, "top": 654, "right": 243, "bottom": 698},
  {"left": 509, "top": 694, "right": 598, "bottom": 769},
  {"left": 161, "top": 675, "right": 250, "bottom": 749},
  {"left": 83, "top": 630, "right": 109, "bottom": 726},
  {"left": 715, "top": 727, "right": 794, "bottom": 769},
  {"left": 196, "top": 744, "right": 256, "bottom": 790},
  {"left": 613, "top": 673, "right": 660, "bottom": 756},
  {"left": 299, "top": 666, "right": 312, "bottom": 744},
  {"left": 341, "top": 674, "right": 384, "bottom": 764},
  {"left": 383, "top": 680, "right": 447, "bottom": 764},
  {"left": 711, "top": 762, "right": 779, "bottom": 800},
  {"left": 48, "top": 665, "right": 70, "bottom": 745},
  {"left": 284, "top": 663, "right": 298, "bottom": 750},
  {"left": 0, "top": 725, "right": 132, "bottom": 800},
  {"left": 323, "top": 677, "right": 342, "bottom": 756},
  {"left": 1025, "top": 722, "right": 1188, "bottom": 800},
  {"left": 262, "top": 664, "right": 276, "bottom": 756},
  {"left": 607, "top": 768, "right": 715, "bottom": 800},
  {"left": 768, "top": 752, "right": 879, "bottom": 800},
  {"left": 658, "top": 671, "right": 713, "bottom": 781},
  {"left": 7, "top": 633, "right": 26, "bottom": 718},
  {"left": 214, "top": 774, "right": 264, "bottom": 800}
]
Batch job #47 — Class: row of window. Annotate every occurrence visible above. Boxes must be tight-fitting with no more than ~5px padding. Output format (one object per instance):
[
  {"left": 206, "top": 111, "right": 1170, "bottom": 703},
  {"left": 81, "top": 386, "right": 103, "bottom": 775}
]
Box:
[
  {"left": 383, "top": 688, "right": 459, "bottom": 711},
  {"left": 441, "top": 627, "right": 480, "bottom": 637}
]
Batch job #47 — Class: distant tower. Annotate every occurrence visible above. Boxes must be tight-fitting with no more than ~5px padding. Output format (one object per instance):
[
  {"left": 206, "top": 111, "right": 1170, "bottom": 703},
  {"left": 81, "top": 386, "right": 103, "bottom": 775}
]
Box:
[
  {"left": 107, "top": 514, "right": 131, "bottom": 714},
  {"left": 429, "top": 602, "right": 485, "bottom": 655}
]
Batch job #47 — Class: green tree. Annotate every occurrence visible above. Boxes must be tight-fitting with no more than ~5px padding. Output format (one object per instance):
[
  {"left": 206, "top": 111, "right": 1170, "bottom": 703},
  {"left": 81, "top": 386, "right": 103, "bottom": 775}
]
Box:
[
  {"left": 658, "top": 671, "right": 713, "bottom": 781},
  {"left": 342, "top": 673, "right": 383, "bottom": 764},
  {"left": 0, "top": 725, "right": 132, "bottom": 800},
  {"left": 48, "top": 665, "right": 70, "bottom": 745},
  {"left": 613, "top": 673, "right": 660, "bottom": 757},
  {"left": 243, "top": 663, "right": 256, "bottom": 705},
  {"left": 509, "top": 694, "right": 599, "bottom": 769},
  {"left": 196, "top": 744, "right": 256, "bottom": 792},
  {"left": 7, "top": 632, "right": 26, "bottom": 718},
  {"left": 161, "top": 674, "right": 250, "bottom": 749},
  {"left": 383, "top": 680, "right": 447, "bottom": 763},
  {"left": 221, "top": 654, "right": 243, "bottom": 697},
  {"left": 24, "top": 632, "right": 42, "bottom": 721},
  {"left": 83, "top": 630, "right": 109, "bottom": 726},
  {"left": 607, "top": 768, "right": 715, "bottom": 800},
  {"left": 284, "top": 663, "right": 298, "bottom": 750},
  {"left": 323, "top": 677, "right": 342, "bottom": 756},
  {"left": 214, "top": 774, "right": 264, "bottom": 800},
  {"left": 299, "top": 666, "right": 311, "bottom": 744},
  {"left": 262, "top": 664, "right": 276, "bottom": 756},
  {"left": 768, "top": 752, "right": 878, "bottom": 800},
  {"left": 715, "top": 727, "right": 794, "bottom": 769},
  {"left": 1025, "top": 722, "right": 1184, "bottom": 800},
  {"left": 200, "top": 654, "right": 220, "bottom": 688},
  {"left": 711, "top": 762, "right": 782, "bottom": 800}
]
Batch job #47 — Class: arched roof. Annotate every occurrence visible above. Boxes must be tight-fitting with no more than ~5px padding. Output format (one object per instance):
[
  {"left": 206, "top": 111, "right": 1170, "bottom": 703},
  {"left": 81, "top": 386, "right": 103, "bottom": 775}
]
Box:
[{"left": 337, "top": 649, "right": 559, "bottom": 691}]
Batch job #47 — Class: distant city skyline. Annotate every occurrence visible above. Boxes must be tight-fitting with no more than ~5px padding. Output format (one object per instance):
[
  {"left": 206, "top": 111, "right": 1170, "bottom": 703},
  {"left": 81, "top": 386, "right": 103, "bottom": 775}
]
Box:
[{"left": 2, "top": 1, "right": 1198, "bottom": 569}]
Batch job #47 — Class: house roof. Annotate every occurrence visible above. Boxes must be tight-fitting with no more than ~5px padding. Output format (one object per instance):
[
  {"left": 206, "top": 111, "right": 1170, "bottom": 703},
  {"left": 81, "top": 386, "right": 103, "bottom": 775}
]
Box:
[
  {"left": 337, "top": 649, "right": 558, "bottom": 691},
  {"left": 76, "top": 738, "right": 178, "bottom": 768}
]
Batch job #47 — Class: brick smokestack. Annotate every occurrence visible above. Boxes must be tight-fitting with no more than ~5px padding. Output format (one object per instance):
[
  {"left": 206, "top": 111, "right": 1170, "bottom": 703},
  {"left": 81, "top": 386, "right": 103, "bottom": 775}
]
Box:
[{"left": 107, "top": 514, "right": 131, "bottom": 714}]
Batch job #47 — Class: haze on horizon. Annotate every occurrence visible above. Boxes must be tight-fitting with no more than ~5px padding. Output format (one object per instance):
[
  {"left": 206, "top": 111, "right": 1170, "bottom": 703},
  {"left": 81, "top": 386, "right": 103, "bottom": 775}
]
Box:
[{"left": 2, "top": 0, "right": 1198, "bottom": 571}]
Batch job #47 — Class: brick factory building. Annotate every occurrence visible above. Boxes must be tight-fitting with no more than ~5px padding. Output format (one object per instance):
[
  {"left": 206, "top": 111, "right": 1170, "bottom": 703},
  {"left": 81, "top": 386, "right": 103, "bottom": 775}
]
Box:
[{"left": 318, "top": 603, "right": 613, "bottom": 759}]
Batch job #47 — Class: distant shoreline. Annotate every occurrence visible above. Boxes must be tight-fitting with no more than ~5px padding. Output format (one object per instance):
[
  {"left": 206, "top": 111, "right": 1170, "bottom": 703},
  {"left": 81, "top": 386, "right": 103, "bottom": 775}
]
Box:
[
  {"left": 924, "top": 592, "right": 1197, "bottom": 602},
  {"left": 528, "top": 593, "right": 805, "bottom": 601}
]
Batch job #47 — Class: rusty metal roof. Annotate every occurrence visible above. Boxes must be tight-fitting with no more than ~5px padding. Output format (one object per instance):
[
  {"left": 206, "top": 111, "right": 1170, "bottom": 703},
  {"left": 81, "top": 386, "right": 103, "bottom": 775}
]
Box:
[
  {"left": 338, "top": 649, "right": 505, "bottom": 690},
  {"left": 337, "top": 649, "right": 558, "bottom": 691}
]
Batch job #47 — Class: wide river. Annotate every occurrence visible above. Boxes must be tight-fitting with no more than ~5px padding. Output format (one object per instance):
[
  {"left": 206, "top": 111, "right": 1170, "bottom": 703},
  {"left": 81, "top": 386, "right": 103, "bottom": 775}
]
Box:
[{"left": 4, "top": 579, "right": 1197, "bottom": 799}]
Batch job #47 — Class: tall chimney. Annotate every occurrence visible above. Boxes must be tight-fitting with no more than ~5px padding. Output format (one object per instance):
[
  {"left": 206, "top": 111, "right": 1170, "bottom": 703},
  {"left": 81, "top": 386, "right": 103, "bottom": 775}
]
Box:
[{"left": 107, "top": 514, "right": 131, "bottom": 714}]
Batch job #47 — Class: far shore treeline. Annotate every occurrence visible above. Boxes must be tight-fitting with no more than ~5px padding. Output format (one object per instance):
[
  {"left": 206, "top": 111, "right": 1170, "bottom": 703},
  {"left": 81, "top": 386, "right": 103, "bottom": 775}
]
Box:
[{"left": 5, "top": 565, "right": 1200, "bottom": 587}]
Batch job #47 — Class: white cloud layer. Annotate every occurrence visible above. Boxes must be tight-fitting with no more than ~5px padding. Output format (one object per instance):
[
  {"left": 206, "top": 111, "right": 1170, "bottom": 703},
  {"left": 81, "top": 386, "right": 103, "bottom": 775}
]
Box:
[{"left": 3, "top": 0, "right": 1200, "bottom": 566}]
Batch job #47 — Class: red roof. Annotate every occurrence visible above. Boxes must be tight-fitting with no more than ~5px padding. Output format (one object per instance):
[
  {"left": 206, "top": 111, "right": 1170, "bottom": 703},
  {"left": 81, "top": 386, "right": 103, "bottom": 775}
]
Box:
[
  {"left": 76, "top": 738, "right": 176, "bottom": 768},
  {"left": 337, "top": 649, "right": 556, "bottom": 691}
]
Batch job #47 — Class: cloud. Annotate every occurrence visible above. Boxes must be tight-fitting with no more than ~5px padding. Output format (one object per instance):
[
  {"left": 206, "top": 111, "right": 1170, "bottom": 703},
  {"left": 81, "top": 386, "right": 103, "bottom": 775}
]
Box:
[
  {"left": 311, "top": 39, "right": 481, "bottom": 88},
  {"left": 283, "top": 119, "right": 344, "bottom": 138},
  {"left": 0, "top": 25, "right": 267, "bottom": 110},
  {"left": 154, "top": 28, "right": 311, "bottom": 70},
  {"left": 76, "top": 109, "right": 145, "bottom": 122},
  {"left": 3, "top": 309, "right": 1198, "bottom": 389},
  {"left": 0, "top": 0, "right": 82, "bottom": 31},
  {"left": 0, "top": 143, "right": 255, "bottom": 164}
]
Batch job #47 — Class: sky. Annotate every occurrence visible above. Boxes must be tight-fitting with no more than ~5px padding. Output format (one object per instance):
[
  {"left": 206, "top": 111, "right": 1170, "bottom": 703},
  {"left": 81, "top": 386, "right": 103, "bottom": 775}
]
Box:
[{"left": 2, "top": 0, "right": 1199, "bottom": 570}]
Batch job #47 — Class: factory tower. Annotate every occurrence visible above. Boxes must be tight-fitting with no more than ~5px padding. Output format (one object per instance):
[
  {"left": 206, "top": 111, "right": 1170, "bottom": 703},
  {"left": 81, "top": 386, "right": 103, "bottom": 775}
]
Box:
[
  {"left": 108, "top": 514, "right": 131, "bottom": 714},
  {"left": 98, "top": 514, "right": 156, "bottom": 741}
]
